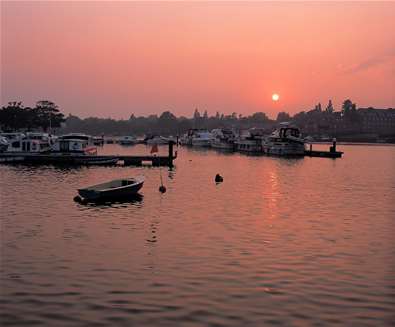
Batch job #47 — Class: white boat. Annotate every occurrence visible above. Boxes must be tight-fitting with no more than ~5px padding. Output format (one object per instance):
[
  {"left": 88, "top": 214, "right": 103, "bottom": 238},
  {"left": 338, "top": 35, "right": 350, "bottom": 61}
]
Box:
[
  {"left": 119, "top": 136, "right": 137, "bottom": 145},
  {"left": 51, "top": 138, "right": 97, "bottom": 155},
  {"left": 78, "top": 176, "right": 144, "bottom": 201},
  {"left": 1, "top": 132, "right": 52, "bottom": 153},
  {"left": 262, "top": 123, "right": 305, "bottom": 156},
  {"left": 211, "top": 129, "right": 237, "bottom": 150},
  {"left": 191, "top": 130, "right": 213, "bottom": 147},
  {"left": 234, "top": 128, "right": 265, "bottom": 153}
]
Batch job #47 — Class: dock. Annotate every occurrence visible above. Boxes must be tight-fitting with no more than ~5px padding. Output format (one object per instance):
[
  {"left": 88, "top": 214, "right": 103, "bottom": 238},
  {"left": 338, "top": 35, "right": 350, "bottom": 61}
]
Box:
[
  {"left": 0, "top": 142, "right": 177, "bottom": 167},
  {"left": 304, "top": 140, "right": 343, "bottom": 158}
]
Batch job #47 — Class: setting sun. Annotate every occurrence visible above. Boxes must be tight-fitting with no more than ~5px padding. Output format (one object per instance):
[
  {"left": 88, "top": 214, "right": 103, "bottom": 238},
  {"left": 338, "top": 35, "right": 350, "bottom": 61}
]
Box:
[{"left": 272, "top": 93, "right": 280, "bottom": 101}]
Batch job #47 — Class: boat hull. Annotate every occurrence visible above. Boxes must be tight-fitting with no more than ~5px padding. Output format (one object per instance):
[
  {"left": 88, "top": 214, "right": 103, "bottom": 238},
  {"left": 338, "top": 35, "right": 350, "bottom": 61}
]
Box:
[{"left": 78, "top": 178, "right": 144, "bottom": 200}]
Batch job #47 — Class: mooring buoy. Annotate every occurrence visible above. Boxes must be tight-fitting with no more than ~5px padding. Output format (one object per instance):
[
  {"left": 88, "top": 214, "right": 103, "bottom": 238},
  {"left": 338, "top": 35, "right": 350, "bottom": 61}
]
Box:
[{"left": 215, "top": 174, "right": 223, "bottom": 183}]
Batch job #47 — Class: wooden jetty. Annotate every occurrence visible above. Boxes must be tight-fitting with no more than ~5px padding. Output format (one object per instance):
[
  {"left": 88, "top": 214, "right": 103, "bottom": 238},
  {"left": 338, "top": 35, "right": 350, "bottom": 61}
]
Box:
[
  {"left": 0, "top": 142, "right": 177, "bottom": 167},
  {"left": 304, "top": 140, "right": 343, "bottom": 158}
]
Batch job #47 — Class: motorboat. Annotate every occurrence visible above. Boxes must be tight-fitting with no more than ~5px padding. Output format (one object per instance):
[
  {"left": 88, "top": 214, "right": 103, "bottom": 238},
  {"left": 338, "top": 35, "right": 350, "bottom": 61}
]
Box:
[
  {"left": 77, "top": 176, "right": 144, "bottom": 201},
  {"left": 51, "top": 138, "right": 97, "bottom": 155},
  {"left": 262, "top": 123, "right": 305, "bottom": 156},
  {"left": 119, "top": 136, "right": 137, "bottom": 145},
  {"left": 211, "top": 129, "right": 237, "bottom": 150},
  {"left": 192, "top": 130, "right": 213, "bottom": 147},
  {"left": 1, "top": 132, "right": 52, "bottom": 153},
  {"left": 234, "top": 128, "right": 265, "bottom": 153}
]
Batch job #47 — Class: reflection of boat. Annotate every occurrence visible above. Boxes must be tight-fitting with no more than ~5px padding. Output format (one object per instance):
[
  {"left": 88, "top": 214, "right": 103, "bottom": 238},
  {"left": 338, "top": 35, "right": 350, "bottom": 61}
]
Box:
[
  {"left": 262, "top": 123, "right": 305, "bottom": 156},
  {"left": 119, "top": 136, "right": 137, "bottom": 145},
  {"left": 78, "top": 176, "right": 144, "bottom": 201}
]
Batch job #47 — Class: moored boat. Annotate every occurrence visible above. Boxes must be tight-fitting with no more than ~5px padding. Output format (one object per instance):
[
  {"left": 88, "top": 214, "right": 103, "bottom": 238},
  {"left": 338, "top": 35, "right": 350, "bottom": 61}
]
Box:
[
  {"left": 78, "top": 176, "right": 144, "bottom": 201},
  {"left": 119, "top": 136, "right": 137, "bottom": 145},
  {"left": 211, "top": 129, "right": 237, "bottom": 150},
  {"left": 234, "top": 128, "right": 265, "bottom": 153},
  {"left": 262, "top": 123, "right": 305, "bottom": 156}
]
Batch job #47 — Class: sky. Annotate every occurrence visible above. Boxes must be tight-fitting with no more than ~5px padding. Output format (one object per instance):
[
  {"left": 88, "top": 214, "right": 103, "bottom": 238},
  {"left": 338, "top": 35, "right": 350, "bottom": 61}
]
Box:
[{"left": 1, "top": 1, "right": 394, "bottom": 119}]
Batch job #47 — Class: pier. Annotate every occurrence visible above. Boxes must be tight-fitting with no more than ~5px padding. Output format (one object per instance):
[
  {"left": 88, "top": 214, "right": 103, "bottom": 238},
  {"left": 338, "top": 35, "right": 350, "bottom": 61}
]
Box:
[
  {"left": 304, "top": 140, "right": 343, "bottom": 158},
  {"left": 0, "top": 142, "right": 177, "bottom": 167}
]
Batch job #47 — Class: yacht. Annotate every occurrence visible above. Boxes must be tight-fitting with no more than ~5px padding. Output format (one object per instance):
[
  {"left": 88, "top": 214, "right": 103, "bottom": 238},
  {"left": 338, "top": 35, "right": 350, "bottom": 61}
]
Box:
[
  {"left": 234, "top": 128, "right": 265, "bottom": 153},
  {"left": 51, "top": 137, "right": 97, "bottom": 155},
  {"left": 191, "top": 130, "right": 213, "bottom": 147},
  {"left": 211, "top": 129, "right": 237, "bottom": 150},
  {"left": 262, "top": 123, "right": 305, "bottom": 156},
  {"left": 1, "top": 132, "right": 52, "bottom": 153}
]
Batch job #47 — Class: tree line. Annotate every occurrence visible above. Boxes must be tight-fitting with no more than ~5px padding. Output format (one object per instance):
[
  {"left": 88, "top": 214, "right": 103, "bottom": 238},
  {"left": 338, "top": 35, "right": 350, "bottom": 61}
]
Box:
[
  {"left": 1, "top": 99, "right": 366, "bottom": 136},
  {"left": 0, "top": 101, "right": 65, "bottom": 132}
]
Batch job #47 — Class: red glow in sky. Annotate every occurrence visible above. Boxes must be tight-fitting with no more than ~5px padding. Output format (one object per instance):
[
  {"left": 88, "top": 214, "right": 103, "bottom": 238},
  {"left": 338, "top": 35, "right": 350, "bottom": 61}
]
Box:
[{"left": 1, "top": 2, "right": 394, "bottom": 119}]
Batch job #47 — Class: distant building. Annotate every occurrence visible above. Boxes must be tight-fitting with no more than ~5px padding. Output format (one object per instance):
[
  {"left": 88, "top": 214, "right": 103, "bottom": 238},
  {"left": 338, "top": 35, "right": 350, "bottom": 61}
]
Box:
[{"left": 358, "top": 108, "right": 395, "bottom": 134}]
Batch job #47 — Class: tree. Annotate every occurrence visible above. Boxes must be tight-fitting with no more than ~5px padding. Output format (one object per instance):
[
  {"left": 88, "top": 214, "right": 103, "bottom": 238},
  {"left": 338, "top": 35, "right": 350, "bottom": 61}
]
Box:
[
  {"left": 276, "top": 111, "right": 291, "bottom": 122},
  {"left": 34, "top": 100, "right": 65, "bottom": 132}
]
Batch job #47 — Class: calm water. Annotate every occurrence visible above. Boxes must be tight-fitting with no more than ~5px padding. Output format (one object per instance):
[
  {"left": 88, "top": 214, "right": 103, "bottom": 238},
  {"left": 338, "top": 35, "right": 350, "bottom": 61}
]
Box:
[{"left": 1, "top": 144, "right": 394, "bottom": 326}]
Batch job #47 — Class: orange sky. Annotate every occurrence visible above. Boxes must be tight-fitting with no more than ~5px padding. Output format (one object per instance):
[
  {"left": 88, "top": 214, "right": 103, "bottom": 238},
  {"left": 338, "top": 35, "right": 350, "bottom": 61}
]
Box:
[{"left": 1, "top": 1, "right": 394, "bottom": 119}]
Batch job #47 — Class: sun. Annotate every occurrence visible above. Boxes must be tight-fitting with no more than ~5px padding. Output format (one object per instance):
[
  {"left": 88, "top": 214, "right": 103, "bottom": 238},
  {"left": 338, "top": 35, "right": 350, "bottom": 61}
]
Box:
[{"left": 272, "top": 93, "right": 280, "bottom": 101}]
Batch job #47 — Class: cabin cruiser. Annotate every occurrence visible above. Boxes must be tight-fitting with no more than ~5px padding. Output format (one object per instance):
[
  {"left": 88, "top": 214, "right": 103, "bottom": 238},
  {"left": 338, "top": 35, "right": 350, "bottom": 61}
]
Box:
[
  {"left": 59, "top": 133, "right": 93, "bottom": 144},
  {"left": 181, "top": 129, "right": 213, "bottom": 147},
  {"left": 262, "top": 124, "right": 305, "bottom": 156},
  {"left": 119, "top": 136, "right": 137, "bottom": 145},
  {"left": 211, "top": 129, "right": 237, "bottom": 150},
  {"left": 1, "top": 132, "right": 52, "bottom": 153},
  {"left": 234, "top": 128, "right": 265, "bottom": 153},
  {"left": 51, "top": 138, "right": 97, "bottom": 155}
]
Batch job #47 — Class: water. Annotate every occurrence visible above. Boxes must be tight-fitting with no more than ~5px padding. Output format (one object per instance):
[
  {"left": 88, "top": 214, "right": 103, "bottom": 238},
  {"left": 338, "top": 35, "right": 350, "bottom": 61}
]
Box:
[{"left": 1, "top": 144, "right": 394, "bottom": 326}]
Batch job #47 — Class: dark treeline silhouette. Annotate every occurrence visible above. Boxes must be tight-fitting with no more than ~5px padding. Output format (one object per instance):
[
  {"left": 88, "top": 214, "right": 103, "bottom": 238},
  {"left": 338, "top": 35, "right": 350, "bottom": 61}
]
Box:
[
  {"left": 1, "top": 100, "right": 394, "bottom": 139},
  {"left": 61, "top": 109, "right": 273, "bottom": 136},
  {"left": 0, "top": 101, "right": 65, "bottom": 132}
]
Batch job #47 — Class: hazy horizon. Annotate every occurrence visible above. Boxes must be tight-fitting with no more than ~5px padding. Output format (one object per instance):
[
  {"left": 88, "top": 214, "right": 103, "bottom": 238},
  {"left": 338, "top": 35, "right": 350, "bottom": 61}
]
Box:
[{"left": 1, "top": 1, "right": 394, "bottom": 119}]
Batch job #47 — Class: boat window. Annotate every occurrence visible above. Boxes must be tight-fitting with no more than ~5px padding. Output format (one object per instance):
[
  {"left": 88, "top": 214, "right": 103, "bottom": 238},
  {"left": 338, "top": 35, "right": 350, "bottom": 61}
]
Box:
[{"left": 12, "top": 141, "right": 20, "bottom": 148}]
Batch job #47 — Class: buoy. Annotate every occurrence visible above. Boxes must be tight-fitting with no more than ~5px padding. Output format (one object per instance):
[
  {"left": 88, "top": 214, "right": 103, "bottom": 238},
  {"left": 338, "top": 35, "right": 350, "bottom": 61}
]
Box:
[
  {"left": 215, "top": 174, "right": 223, "bottom": 183},
  {"left": 159, "top": 185, "right": 167, "bottom": 193}
]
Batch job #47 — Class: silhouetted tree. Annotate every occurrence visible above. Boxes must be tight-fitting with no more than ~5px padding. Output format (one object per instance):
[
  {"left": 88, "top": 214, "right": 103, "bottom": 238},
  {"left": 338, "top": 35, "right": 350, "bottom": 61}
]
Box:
[
  {"left": 34, "top": 100, "right": 65, "bottom": 132},
  {"left": 276, "top": 111, "right": 291, "bottom": 122}
]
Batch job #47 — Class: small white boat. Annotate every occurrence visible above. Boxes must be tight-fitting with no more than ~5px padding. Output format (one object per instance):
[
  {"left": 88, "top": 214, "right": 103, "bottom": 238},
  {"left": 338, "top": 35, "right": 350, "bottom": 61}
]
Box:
[
  {"left": 78, "top": 176, "right": 144, "bottom": 201},
  {"left": 119, "top": 136, "right": 137, "bottom": 145}
]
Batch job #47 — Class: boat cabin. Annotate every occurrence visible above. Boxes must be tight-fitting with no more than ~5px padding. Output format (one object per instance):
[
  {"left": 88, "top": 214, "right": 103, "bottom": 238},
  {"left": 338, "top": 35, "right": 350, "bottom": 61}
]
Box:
[{"left": 51, "top": 138, "right": 91, "bottom": 153}]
